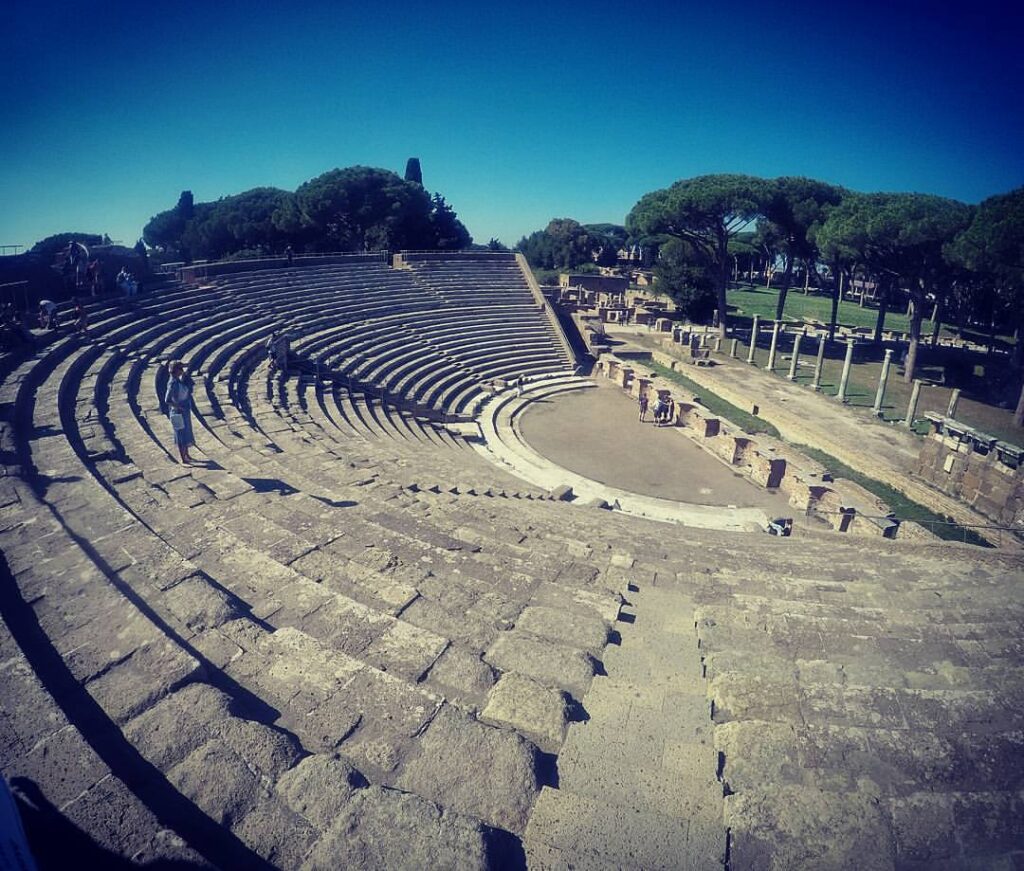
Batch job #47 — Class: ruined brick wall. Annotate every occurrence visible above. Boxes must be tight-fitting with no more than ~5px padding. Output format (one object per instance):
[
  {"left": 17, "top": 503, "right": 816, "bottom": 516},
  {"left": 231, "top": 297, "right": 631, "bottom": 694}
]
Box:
[{"left": 916, "top": 437, "right": 1024, "bottom": 527}]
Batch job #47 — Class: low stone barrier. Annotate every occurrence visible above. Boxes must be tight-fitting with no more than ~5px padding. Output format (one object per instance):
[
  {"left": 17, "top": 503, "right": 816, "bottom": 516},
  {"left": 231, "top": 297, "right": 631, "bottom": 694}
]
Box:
[{"left": 597, "top": 352, "right": 912, "bottom": 539}]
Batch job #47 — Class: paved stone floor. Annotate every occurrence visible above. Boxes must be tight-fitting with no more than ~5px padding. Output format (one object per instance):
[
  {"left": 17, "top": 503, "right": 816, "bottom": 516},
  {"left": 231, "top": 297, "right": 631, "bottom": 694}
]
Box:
[{"left": 518, "top": 381, "right": 792, "bottom": 512}]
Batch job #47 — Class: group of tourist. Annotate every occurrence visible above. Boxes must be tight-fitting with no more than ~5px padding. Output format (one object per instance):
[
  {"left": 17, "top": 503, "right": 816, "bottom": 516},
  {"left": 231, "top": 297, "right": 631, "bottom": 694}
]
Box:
[
  {"left": 33, "top": 298, "right": 89, "bottom": 335},
  {"left": 638, "top": 392, "right": 675, "bottom": 426},
  {"left": 116, "top": 268, "right": 141, "bottom": 297}
]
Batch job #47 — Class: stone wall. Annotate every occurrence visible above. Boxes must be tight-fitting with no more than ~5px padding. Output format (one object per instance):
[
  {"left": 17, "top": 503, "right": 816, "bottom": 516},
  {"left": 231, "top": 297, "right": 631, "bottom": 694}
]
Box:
[
  {"left": 916, "top": 433, "right": 1024, "bottom": 528},
  {"left": 559, "top": 274, "right": 629, "bottom": 294}
]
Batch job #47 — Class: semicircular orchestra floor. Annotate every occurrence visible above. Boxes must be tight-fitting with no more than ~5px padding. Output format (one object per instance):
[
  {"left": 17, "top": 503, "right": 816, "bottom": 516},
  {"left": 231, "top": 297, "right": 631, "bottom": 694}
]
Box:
[{"left": 517, "top": 380, "right": 792, "bottom": 513}]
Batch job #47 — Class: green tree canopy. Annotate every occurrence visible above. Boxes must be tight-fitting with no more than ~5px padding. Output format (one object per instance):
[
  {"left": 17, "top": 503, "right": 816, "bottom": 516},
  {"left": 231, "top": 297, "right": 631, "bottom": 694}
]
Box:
[
  {"left": 947, "top": 187, "right": 1024, "bottom": 423},
  {"left": 815, "top": 192, "right": 972, "bottom": 379},
  {"left": 430, "top": 194, "right": 472, "bottom": 250},
  {"left": 180, "top": 187, "right": 292, "bottom": 260},
  {"left": 761, "top": 177, "right": 845, "bottom": 318},
  {"left": 584, "top": 223, "right": 628, "bottom": 266},
  {"left": 627, "top": 174, "right": 775, "bottom": 335},
  {"left": 142, "top": 167, "right": 472, "bottom": 260},
  {"left": 143, "top": 189, "right": 196, "bottom": 256},
  {"left": 291, "top": 166, "right": 436, "bottom": 252},
  {"left": 516, "top": 218, "right": 596, "bottom": 270},
  {"left": 653, "top": 238, "right": 717, "bottom": 322}
]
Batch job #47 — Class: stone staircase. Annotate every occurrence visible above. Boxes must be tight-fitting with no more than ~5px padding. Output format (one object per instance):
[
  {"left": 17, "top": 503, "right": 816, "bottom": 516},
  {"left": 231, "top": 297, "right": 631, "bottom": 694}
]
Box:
[{"left": 0, "top": 261, "right": 1021, "bottom": 869}]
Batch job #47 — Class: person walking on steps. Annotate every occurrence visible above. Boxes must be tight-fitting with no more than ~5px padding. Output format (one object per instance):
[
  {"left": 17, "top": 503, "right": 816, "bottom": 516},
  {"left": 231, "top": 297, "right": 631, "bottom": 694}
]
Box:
[
  {"left": 638, "top": 393, "right": 649, "bottom": 422},
  {"left": 165, "top": 360, "right": 195, "bottom": 464}
]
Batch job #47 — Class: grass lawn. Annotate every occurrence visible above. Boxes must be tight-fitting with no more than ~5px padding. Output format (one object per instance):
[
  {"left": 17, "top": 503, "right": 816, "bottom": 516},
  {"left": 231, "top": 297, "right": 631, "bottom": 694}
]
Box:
[
  {"left": 725, "top": 285, "right": 1023, "bottom": 444},
  {"left": 729, "top": 284, "right": 1017, "bottom": 348},
  {"left": 728, "top": 284, "right": 914, "bottom": 333}
]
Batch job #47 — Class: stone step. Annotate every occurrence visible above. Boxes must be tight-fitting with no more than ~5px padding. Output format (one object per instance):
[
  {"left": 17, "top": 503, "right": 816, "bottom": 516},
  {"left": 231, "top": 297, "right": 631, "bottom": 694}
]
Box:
[{"left": 523, "top": 786, "right": 719, "bottom": 871}]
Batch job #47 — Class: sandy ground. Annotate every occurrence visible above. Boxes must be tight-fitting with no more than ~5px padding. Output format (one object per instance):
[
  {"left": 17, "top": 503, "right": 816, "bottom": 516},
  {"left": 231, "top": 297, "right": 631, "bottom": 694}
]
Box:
[{"left": 518, "top": 380, "right": 792, "bottom": 512}]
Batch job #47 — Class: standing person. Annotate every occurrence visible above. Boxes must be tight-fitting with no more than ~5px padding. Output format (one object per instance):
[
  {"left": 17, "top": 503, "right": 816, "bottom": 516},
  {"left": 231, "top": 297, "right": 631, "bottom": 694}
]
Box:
[
  {"left": 73, "top": 299, "right": 88, "bottom": 336},
  {"left": 265, "top": 331, "right": 279, "bottom": 372},
  {"left": 285, "top": 244, "right": 294, "bottom": 267},
  {"left": 86, "top": 259, "right": 100, "bottom": 297},
  {"left": 165, "top": 360, "right": 195, "bottom": 464},
  {"left": 638, "top": 393, "right": 649, "bottom": 422}
]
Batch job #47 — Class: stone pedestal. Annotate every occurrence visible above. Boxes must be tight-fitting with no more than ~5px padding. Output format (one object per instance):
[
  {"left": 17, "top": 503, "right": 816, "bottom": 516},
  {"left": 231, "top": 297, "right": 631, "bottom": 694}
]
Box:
[
  {"left": 872, "top": 348, "right": 893, "bottom": 416},
  {"left": 729, "top": 338, "right": 738, "bottom": 358},
  {"left": 837, "top": 339, "right": 856, "bottom": 403},
  {"left": 903, "top": 379, "right": 923, "bottom": 428},
  {"left": 765, "top": 321, "right": 782, "bottom": 371},
  {"left": 713, "top": 335, "right": 722, "bottom": 353},
  {"left": 787, "top": 332, "right": 803, "bottom": 380},
  {"left": 746, "top": 315, "right": 759, "bottom": 364},
  {"left": 811, "top": 335, "right": 827, "bottom": 391}
]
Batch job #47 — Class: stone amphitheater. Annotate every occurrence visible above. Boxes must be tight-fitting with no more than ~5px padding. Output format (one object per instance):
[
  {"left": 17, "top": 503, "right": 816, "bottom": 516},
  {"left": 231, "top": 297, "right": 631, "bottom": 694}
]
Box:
[{"left": 1, "top": 251, "right": 1022, "bottom": 870}]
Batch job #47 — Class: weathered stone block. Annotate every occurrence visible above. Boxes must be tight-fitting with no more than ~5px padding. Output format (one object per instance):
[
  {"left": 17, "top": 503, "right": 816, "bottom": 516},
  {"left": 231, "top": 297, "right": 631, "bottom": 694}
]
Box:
[
  {"left": 395, "top": 706, "right": 540, "bottom": 834},
  {"left": 480, "top": 673, "right": 569, "bottom": 753},
  {"left": 303, "top": 785, "right": 488, "bottom": 870},
  {"left": 724, "top": 785, "right": 896, "bottom": 870},
  {"left": 485, "top": 632, "right": 596, "bottom": 699},
  {"left": 514, "top": 605, "right": 610, "bottom": 657},
  {"left": 276, "top": 754, "right": 366, "bottom": 831}
]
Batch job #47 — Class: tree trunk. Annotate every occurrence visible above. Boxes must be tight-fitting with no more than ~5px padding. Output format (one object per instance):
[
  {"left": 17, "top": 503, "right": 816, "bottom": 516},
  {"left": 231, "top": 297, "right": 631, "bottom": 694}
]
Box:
[
  {"left": 828, "top": 263, "right": 842, "bottom": 344},
  {"left": 872, "top": 280, "right": 890, "bottom": 344},
  {"left": 904, "top": 290, "right": 924, "bottom": 383},
  {"left": 716, "top": 233, "right": 730, "bottom": 339},
  {"left": 930, "top": 299, "right": 943, "bottom": 348},
  {"left": 774, "top": 254, "right": 794, "bottom": 320}
]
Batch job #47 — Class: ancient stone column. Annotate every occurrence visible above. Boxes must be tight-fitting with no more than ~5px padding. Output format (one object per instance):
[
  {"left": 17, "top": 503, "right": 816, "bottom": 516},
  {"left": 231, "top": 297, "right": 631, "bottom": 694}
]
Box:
[
  {"left": 811, "top": 334, "right": 827, "bottom": 391},
  {"left": 947, "top": 387, "right": 961, "bottom": 419},
  {"left": 837, "top": 339, "right": 856, "bottom": 403},
  {"left": 747, "top": 315, "right": 759, "bottom": 364},
  {"left": 872, "top": 348, "right": 893, "bottom": 416},
  {"left": 714, "top": 335, "right": 722, "bottom": 353},
  {"left": 787, "top": 331, "right": 804, "bottom": 380},
  {"left": 765, "top": 321, "right": 782, "bottom": 371},
  {"left": 729, "top": 338, "right": 738, "bottom": 358},
  {"left": 903, "top": 379, "right": 923, "bottom": 428}
]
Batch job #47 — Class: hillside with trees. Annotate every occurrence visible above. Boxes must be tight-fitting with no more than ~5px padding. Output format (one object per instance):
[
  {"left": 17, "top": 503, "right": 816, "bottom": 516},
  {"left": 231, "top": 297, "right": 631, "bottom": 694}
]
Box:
[{"left": 143, "top": 164, "right": 471, "bottom": 262}]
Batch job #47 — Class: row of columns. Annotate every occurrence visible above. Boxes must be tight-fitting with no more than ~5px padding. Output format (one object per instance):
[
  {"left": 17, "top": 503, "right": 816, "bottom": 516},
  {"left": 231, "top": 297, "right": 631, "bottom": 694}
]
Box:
[{"left": 738, "top": 319, "right": 954, "bottom": 428}]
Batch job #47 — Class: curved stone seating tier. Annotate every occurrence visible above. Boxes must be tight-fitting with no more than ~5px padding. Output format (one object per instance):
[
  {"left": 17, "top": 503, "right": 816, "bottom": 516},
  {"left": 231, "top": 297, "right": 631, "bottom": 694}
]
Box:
[{"left": 2, "top": 258, "right": 1022, "bottom": 869}]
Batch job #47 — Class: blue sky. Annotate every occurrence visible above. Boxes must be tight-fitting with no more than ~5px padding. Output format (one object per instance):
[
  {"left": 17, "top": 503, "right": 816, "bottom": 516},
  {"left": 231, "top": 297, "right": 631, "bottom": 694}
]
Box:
[{"left": 2, "top": 0, "right": 1022, "bottom": 250}]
